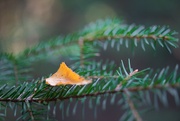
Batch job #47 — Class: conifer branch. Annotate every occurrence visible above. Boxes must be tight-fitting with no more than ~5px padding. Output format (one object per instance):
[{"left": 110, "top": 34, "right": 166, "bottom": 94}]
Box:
[
  {"left": 19, "top": 38, "right": 78, "bottom": 62},
  {"left": 18, "top": 20, "right": 178, "bottom": 62},
  {"left": 0, "top": 18, "right": 179, "bottom": 120},
  {"left": 0, "top": 82, "right": 179, "bottom": 103}
]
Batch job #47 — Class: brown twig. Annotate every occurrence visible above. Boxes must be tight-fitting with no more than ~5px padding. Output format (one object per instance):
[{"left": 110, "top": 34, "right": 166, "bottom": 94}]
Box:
[
  {"left": 86, "top": 75, "right": 119, "bottom": 79},
  {"left": 0, "top": 83, "right": 179, "bottom": 103},
  {"left": 115, "top": 69, "right": 138, "bottom": 91},
  {"left": 124, "top": 89, "right": 143, "bottom": 121},
  {"left": 14, "top": 65, "right": 19, "bottom": 86},
  {"left": 83, "top": 35, "right": 171, "bottom": 42},
  {"left": 79, "top": 38, "right": 84, "bottom": 67},
  {"left": 25, "top": 101, "right": 35, "bottom": 121}
]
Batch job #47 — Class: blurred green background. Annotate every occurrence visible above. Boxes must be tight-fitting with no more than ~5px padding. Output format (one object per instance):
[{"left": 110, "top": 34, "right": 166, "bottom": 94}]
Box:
[
  {"left": 0, "top": 0, "right": 180, "bottom": 121},
  {"left": 0, "top": 0, "right": 180, "bottom": 54}
]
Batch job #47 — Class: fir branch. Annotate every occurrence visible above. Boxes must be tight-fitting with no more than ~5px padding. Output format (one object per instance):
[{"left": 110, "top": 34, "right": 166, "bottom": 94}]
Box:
[
  {"left": 17, "top": 19, "right": 179, "bottom": 63},
  {"left": 0, "top": 82, "right": 179, "bottom": 103},
  {"left": 0, "top": 53, "right": 31, "bottom": 85},
  {"left": 0, "top": 60, "right": 179, "bottom": 104},
  {"left": 0, "top": 18, "right": 179, "bottom": 120},
  {"left": 18, "top": 33, "right": 84, "bottom": 63}
]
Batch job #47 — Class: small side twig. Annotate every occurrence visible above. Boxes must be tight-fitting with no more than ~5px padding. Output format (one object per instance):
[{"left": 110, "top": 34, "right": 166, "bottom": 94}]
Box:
[
  {"left": 115, "top": 69, "right": 138, "bottom": 91},
  {"left": 14, "top": 65, "right": 19, "bottom": 86},
  {"left": 25, "top": 101, "right": 35, "bottom": 121},
  {"left": 79, "top": 38, "right": 84, "bottom": 67},
  {"left": 86, "top": 75, "right": 119, "bottom": 79},
  {"left": 26, "top": 88, "right": 37, "bottom": 101},
  {"left": 124, "top": 89, "right": 143, "bottom": 121}
]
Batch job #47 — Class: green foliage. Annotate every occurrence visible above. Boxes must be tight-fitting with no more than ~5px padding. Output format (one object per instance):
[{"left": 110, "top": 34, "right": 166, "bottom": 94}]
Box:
[{"left": 0, "top": 18, "right": 179, "bottom": 121}]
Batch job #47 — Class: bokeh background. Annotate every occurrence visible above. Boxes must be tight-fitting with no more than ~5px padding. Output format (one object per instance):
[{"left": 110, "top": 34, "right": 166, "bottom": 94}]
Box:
[
  {"left": 0, "top": 0, "right": 180, "bottom": 121},
  {"left": 0, "top": 0, "right": 180, "bottom": 54}
]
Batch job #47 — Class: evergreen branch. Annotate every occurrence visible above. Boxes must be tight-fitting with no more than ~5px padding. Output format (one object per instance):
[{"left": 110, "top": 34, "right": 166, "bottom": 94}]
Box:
[
  {"left": 17, "top": 19, "right": 178, "bottom": 63},
  {"left": 82, "top": 20, "right": 178, "bottom": 42},
  {"left": 0, "top": 53, "right": 31, "bottom": 85},
  {"left": 16, "top": 37, "right": 81, "bottom": 63},
  {"left": 0, "top": 61, "right": 179, "bottom": 103},
  {"left": 82, "top": 26, "right": 178, "bottom": 53},
  {"left": 0, "top": 82, "right": 179, "bottom": 103},
  {"left": 80, "top": 20, "right": 178, "bottom": 52},
  {"left": 0, "top": 18, "right": 179, "bottom": 120}
]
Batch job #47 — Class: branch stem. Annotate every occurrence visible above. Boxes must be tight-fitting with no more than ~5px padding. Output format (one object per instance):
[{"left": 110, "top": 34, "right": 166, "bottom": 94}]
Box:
[
  {"left": 13, "top": 65, "right": 19, "bottom": 86},
  {"left": 124, "top": 89, "right": 143, "bottom": 121},
  {"left": 83, "top": 34, "right": 170, "bottom": 42},
  {"left": 79, "top": 38, "right": 84, "bottom": 67},
  {"left": 0, "top": 83, "right": 179, "bottom": 103},
  {"left": 25, "top": 101, "right": 35, "bottom": 121}
]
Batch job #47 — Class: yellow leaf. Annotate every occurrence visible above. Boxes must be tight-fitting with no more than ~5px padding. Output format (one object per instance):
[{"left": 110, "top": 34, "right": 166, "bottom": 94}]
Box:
[{"left": 46, "top": 62, "right": 92, "bottom": 86}]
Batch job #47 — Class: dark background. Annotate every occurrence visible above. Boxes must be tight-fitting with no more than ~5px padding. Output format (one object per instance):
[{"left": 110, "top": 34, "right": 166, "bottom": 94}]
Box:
[
  {"left": 0, "top": 0, "right": 180, "bottom": 54},
  {"left": 0, "top": 0, "right": 180, "bottom": 121}
]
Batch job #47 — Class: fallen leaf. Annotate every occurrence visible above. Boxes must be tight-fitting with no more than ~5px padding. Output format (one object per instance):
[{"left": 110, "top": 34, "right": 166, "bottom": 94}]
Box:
[{"left": 46, "top": 62, "right": 92, "bottom": 86}]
